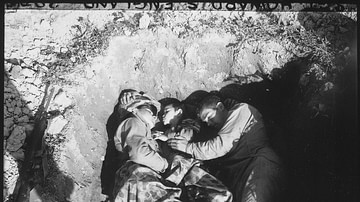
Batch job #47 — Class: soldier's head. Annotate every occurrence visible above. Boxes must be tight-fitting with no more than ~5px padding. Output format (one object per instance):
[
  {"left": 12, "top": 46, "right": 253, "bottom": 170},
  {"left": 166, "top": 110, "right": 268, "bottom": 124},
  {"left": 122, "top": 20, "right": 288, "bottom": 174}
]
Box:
[
  {"left": 198, "top": 95, "right": 228, "bottom": 129},
  {"left": 136, "top": 104, "right": 158, "bottom": 129}
]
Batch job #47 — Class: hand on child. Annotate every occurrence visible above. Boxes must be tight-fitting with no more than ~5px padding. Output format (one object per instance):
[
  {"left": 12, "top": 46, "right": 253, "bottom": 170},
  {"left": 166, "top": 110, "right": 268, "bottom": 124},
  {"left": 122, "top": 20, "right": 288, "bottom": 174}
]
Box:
[{"left": 167, "top": 135, "right": 189, "bottom": 153}]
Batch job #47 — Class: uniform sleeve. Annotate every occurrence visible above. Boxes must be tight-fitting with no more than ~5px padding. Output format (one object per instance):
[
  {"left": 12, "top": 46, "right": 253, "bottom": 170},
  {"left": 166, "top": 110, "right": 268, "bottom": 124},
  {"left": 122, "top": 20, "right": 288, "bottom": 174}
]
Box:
[
  {"left": 186, "top": 103, "right": 254, "bottom": 160},
  {"left": 114, "top": 118, "right": 168, "bottom": 172}
]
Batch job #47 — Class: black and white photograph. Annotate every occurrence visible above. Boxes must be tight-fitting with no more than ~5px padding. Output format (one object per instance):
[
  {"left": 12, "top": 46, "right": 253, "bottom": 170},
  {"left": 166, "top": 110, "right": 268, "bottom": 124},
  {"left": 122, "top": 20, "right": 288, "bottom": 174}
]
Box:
[{"left": 3, "top": 2, "right": 358, "bottom": 202}]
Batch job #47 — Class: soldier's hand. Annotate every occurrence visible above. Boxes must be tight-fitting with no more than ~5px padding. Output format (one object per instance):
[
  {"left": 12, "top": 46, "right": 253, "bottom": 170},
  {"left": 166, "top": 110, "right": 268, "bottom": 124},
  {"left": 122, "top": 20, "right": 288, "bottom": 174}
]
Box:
[
  {"left": 120, "top": 91, "right": 141, "bottom": 105},
  {"left": 155, "top": 135, "right": 169, "bottom": 142},
  {"left": 178, "top": 128, "right": 194, "bottom": 142},
  {"left": 167, "top": 136, "right": 189, "bottom": 153}
]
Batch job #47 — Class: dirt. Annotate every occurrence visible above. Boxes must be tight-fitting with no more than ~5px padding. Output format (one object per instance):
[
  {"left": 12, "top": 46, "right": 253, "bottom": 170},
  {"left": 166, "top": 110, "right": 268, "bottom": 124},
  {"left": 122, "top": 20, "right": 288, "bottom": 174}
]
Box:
[{"left": 3, "top": 9, "right": 358, "bottom": 202}]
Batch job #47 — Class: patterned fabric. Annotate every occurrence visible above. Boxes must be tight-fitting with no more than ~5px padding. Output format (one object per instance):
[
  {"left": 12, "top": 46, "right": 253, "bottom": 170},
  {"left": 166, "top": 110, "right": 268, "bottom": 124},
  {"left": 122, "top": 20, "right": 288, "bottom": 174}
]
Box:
[
  {"left": 113, "top": 159, "right": 233, "bottom": 202},
  {"left": 113, "top": 161, "right": 182, "bottom": 202},
  {"left": 183, "top": 166, "right": 233, "bottom": 202},
  {"left": 165, "top": 155, "right": 200, "bottom": 185}
]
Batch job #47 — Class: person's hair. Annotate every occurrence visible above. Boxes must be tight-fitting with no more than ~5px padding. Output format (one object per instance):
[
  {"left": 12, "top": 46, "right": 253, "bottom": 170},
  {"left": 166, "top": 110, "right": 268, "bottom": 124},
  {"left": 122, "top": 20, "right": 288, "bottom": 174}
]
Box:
[
  {"left": 137, "top": 104, "right": 157, "bottom": 116},
  {"left": 166, "top": 98, "right": 184, "bottom": 111},
  {"left": 198, "top": 95, "right": 221, "bottom": 112},
  {"left": 158, "top": 97, "right": 184, "bottom": 116}
]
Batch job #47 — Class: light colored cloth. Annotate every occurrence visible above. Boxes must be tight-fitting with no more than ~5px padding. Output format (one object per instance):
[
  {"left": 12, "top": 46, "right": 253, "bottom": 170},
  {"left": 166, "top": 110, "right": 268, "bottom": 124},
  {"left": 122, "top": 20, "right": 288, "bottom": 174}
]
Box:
[
  {"left": 185, "top": 103, "right": 284, "bottom": 201},
  {"left": 114, "top": 116, "right": 168, "bottom": 173},
  {"left": 186, "top": 103, "right": 261, "bottom": 159}
]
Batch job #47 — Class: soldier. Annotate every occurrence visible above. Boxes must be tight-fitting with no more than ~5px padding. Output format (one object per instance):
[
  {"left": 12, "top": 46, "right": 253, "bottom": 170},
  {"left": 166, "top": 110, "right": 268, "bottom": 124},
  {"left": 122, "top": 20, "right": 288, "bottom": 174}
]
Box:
[{"left": 168, "top": 95, "right": 286, "bottom": 202}]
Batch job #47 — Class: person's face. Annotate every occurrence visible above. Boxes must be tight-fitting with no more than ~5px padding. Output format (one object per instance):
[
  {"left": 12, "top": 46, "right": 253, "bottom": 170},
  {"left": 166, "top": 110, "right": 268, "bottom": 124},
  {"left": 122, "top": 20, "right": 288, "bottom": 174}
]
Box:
[
  {"left": 199, "top": 103, "right": 227, "bottom": 129},
  {"left": 162, "top": 104, "right": 181, "bottom": 125},
  {"left": 138, "top": 107, "right": 157, "bottom": 129}
]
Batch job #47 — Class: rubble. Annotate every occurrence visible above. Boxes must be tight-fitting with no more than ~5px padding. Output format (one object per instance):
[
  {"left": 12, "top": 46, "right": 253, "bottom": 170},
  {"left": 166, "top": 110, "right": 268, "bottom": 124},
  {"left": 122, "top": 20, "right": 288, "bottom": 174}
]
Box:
[
  {"left": 21, "top": 68, "right": 36, "bottom": 78},
  {"left": 47, "top": 115, "right": 69, "bottom": 135},
  {"left": 52, "top": 90, "right": 73, "bottom": 110},
  {"left": 10, "top": 65, "right": 22, "bottom": 79},
  {"left": 22, "top": 57, "right": 34, "bottom": 67},
  {"left": 4, "top": 127, "right": 10, "bottom": 138},
  {"left": 4, "top": 117, "right": 14, "bottom": 129},
  {"left": 10, "top": 148, "right": 25, "bottom": 161},
  {"left": 6, "top": 125, "right": 26, "bottom": 152}
]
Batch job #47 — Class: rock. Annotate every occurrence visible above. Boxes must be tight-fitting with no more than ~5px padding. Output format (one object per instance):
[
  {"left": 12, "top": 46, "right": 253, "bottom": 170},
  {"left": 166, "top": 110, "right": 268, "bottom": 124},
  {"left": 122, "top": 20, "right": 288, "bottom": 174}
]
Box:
[
  {"left": 139, "top": 13, "right": 151, "bottom": 29},
  {"left": 4, "top": 127, "right": 10, "bottom": 138},
  {"left": 27, "top": 47, "right": 41, "bottom": 59},
  {"left": 4, "top": 154, "right": 11, "bottom": 171},
  {"left": 24, "top": 94, "right": 39, "bottom": 110},
  {"left": 124, "top": 29, "right": 132, "bottom": 36},
  {"left": 14, "top": 107, "right": 22, "bottom": 116},
  {"left": 32, "top": 77, "right": 42, "bottom": 86},
  {"left": 4, "top": 118, "right": 14, "bottom": 128},
  {"left": 4, "top": 105, "right": 11, "bottom": 118},
  {"left": 6, "top": 125, "right": 26, "bottom": 152},
  {"left": 52, "top": 91, "right": 72, "bottom": 109},
  {"left": 70, "top": 56, "right": 77, "bottom": 63},
  {"left": 16, "top": 100, "right": 22, "bottom": 107},
  {"left": 40, "top": 65, "right": 49, "bottom": 72},
  {"left": 17, "top": 84, "right": 28, "bottom": 93},
  {"left": 17, "top": 116, "right": 29, "bottom": 123},
  {"left": 22, "top": 107, "right": 31, "bottom": 115},
  {"left": 4, "top": 87, "right": 12, "bottom": 93},
  {"left": 6, "top": 58, "right": 21, "bottom": 65},
  {"left": 10, "top": 149, "right": 25, "bottom": 161},
  {"left": 5, "top": 62, "right": 12, "bottom": 72},
  {"left": 7, "top": 106, "right": 14, "bottom": 113},
  {"left": 10, "top": 65, "right": 22, "bottom": 79},
  {"left": 47, "top": 116, "right": 68, "bottom": 135},
  {"left": 53, "top": 46, "right": 61, "bottom": 53},
  {"left": 28, "top": 84, "right": 40, "bottom": 95},
  {"left": 21, "top": 68, "right": 35, "bottom": 78},
  {"left": 60, "top": 47, "right": 69, "bottom": 53}
]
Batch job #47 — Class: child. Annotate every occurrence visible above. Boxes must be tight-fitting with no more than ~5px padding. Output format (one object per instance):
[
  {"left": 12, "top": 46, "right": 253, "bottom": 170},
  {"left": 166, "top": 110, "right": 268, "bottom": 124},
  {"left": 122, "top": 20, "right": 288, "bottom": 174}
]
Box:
[
  {"left": 157, "top": 98, "right": 233, "bottom": 201},
  {"left": 154, "top": 98, "right": 200, "bottom": 142}
]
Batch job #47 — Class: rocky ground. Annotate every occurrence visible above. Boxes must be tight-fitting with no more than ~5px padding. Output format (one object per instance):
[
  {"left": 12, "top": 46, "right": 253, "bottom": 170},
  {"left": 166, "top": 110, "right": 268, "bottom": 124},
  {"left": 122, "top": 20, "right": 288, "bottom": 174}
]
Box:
[{"left": 3, "top": 10, "right": 358, "bottom": 202}]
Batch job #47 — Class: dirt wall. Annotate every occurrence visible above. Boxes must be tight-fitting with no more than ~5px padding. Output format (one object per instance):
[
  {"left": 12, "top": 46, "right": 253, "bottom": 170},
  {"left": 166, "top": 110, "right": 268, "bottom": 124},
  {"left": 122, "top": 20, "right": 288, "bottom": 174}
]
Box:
[{"left": 4, "top": 10, "right": 357, "bottom": 202}]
